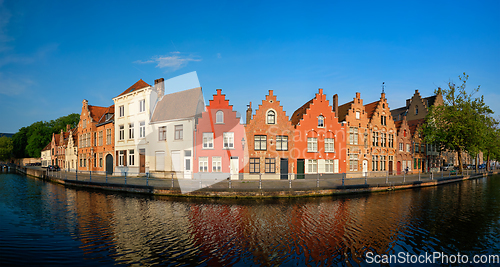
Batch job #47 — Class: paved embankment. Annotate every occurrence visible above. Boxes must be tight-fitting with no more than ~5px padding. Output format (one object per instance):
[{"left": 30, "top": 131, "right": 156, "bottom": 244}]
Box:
[{"left": 12, "top": 166, "right": 498, "bottom": 198}]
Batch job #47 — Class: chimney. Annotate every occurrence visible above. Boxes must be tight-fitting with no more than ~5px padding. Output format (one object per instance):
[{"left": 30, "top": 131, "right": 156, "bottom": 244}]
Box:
[
  {"left": 332, "top": 94, "right": 338, "bottom": 117},
  {"left": 356, "top": 92, "right": 360, "bottom": 99},
  {"left": 155, "top": 78, "right": 165, "bottom": 98},
  {"left": 406, "top": 99, "right": 411, "bottom": 107},
  {"left": 246, "top": 102, "right": 252, "bottom": 125},
  {"left": 381, "top": 92, "right": 385, "bottom": 100},
  {"left": 66, "top": 124, "right": 71, "bottom": 132}
]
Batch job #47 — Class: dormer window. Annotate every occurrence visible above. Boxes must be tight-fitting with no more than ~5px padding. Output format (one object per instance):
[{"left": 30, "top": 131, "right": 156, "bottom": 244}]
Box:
[
  {"left": 267, "top": 110, "right": 275, "bottom": 124},
  {"left": 216, "top": 110, "right": 224, "bottom": 123},
  {"left": 318, "top": 115, "right": 324, "bottom": 127},
  {"left": 415, "top": 105, "right": 418, "bottom": 115}
]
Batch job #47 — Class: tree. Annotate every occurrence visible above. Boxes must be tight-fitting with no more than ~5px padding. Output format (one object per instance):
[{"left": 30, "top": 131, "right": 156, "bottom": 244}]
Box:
[
  {"left": 0, "top": 136, "right": 13, "bottom": 161},
  {"left": 422, "top": 73, "right": 494, "bottom": 174}
]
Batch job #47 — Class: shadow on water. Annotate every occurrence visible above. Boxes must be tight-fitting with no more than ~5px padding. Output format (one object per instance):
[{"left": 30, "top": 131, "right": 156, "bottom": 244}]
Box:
[{"left": 1, "top": 172, "right": 500, "bottom": 266}]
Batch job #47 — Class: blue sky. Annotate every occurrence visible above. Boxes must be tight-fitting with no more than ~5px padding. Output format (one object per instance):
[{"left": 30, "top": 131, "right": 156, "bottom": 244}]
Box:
[{"left": 0, "top": 0, "right": 499, "bottom": 133}]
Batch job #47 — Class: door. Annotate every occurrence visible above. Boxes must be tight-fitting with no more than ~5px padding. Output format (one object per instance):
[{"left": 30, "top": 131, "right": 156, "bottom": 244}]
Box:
[
  {"left": 155, "top": 151, "right": 165, "bottom": 171},
  {"left": 397, "top": 161, "right": 401, "bottom": 175},
  {"left": 139, "top": 149, "right": 145, "bottom": 173},
  {"left": 171, "top": 151, "right": 181, "bottom": 173},
  {"left": 105, "top": 154, "right": 113, "bottom": 175},
  {"left": 297, "top": 159, "right": 305, "bottom": 179},
  {"left": 362, "top": 160, "right": 368, "bottom": 176},
  {"left": 230, "top": 156, "right": 239, "bottom": 180},
  {"left": 184, "top": 150, "right": 192, "bottom": 179},
  {"left": 389, "top": 161, "right": 393, "bottom": 175},
  {"left": 280, "top": 158, "right": 288, "bottom": 180}
]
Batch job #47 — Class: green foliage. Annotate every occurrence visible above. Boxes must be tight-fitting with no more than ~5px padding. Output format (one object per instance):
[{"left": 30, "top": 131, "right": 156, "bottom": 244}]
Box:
[
  {"left": 0, "top": 136, "right": 13, "bottom": 161},
  {"left": 422, "top": 73, "right": 495, "bottom": 173},
  {"left": 11, "top": 113, "right": 80, "bottom": 158}
]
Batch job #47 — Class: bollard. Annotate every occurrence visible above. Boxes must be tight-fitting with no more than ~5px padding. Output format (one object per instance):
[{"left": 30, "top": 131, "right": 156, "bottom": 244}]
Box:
[
  {"left": 146, "top": 172, "right": 149, "bottom": 186},
  {"left": 90, "top": 171, "right": 92, "bottom": 182},
  {"left": 200, "top": 180, "right": 202, "bottom": 189},
  {"left": 386, "top": 171, "right": 388, "bottom": 184},
  {"left": 124, "top": 172, "right": 127, "bottom": 185},
  {"left": 441, "top": 171, "right": 443, "bottom": 179},
  {"left": 403, "top": 171, "right": 406, "bottom": 183},
  {"left": 76, "top": 169, "right": 78, "bottom": 181},
  {"left": 171, "top": 173, "right": 174, "bottom": 188},
  {"left": 365, "top": 173, "right": 367, "bottom": 185},
  {"left": 342, "top": 173, "right": 345, "bottom": 186},
  {"left": 229, "top": 177, "right": 232, "bottom": 189},
  {"left": 106, "top": 171, "right": 108, "bottom": 183},
  {"left": 418, "top": 172, "right": 420, "bottom": 181},
  {"left": 317, "top": 173, "right": 320, "bottom": 188},
  {"left": 289, "top": 173, "right": 292, "bottom": 189},
  {"left": 259, "top": 173, "right": 264, "bottom": 189}
]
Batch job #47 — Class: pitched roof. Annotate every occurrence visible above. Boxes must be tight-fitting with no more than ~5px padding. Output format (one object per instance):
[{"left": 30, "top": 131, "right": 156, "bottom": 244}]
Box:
[
  {"left": 364, "top": 100, "right": 380, "bottom": 120},
  {"left": 423, "top": 95, "right": 437, "bottom": 108},
  {"left": 337, "top": 101, "right": 353, "bottom": 122},
  {"left": 407, "top": 118, "right": 425, "bottom": 136},
  {"left": 391, "top": 106, "right": 407, "bottom": 121},
  {"left": 394, "top": 120, "right": 403, "bottom": 130},
  {"left": 290, "top": 99, "right": 314, "bottom": 126},
  {"left": 42, "top": 143, "right": 51, "bottom": 151},
  {"left": 116, "top": 79, "right": 151, "bottom": 97},
  {"left": 151, "top": 87, "right": 204, "bottom": 123},
  {"left": 53, "top": 133, "right": 61, "bottom": 146},
  {"left": 97, "top": 105, "right": 115, "bottom": 124}
]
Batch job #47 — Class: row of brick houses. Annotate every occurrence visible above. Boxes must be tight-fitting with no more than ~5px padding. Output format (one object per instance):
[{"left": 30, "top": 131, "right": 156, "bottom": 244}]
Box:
[{"left": 41, "top": 76, "right": 477, "bottom": 179}]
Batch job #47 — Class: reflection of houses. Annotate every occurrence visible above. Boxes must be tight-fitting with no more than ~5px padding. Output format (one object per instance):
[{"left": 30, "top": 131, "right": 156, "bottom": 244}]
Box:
[
  {"left": 291, "top": 89, "right": 346, "bottom": 176},
  {"left": 394, "top": 117, "right": 412, "bottom": 174},
  {"left": 149, "top": 87, "right": 205, "bottom": 178},
  {"left": 112, "top": 79, "right": 163, "bottom": 175},
  {"left": 364, "top": 92, "right": 397, "bottom": 174},
  {"left": 77, "top": 99, "right": 115, "bottom": 174},
  {"left": 337, "top": 92, "right": 369, "bottom": 175},
  {"left": 194, "top": 89, "right": 246, "bottom": 180},
  {"left": 244, "top": 90, "right": 295, "bottom": 179}
]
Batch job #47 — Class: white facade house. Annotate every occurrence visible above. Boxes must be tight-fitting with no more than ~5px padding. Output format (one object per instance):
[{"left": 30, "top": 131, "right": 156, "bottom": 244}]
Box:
[
  {"left": 41, "top": 144, "right": 51, "bottom": 168},
  {"left": 149, "top": 87, "right": 205, "bottom": 179},
  {"left": 112, "top": 79, "right": 164, "bottom": 175},
  {"left": 65, "top": 128, "right": 78, "bottom": 171}
]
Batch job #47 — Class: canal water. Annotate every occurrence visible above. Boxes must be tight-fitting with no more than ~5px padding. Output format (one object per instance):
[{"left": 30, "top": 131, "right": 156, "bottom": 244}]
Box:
[{"left": 1, "top": 172, "right": 499, "bottom": 266}]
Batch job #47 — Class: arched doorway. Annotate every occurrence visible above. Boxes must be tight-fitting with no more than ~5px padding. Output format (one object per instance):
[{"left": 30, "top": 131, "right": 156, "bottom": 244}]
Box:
[{"left": 105, "top": 154, "right": 113, "bottom": 175}]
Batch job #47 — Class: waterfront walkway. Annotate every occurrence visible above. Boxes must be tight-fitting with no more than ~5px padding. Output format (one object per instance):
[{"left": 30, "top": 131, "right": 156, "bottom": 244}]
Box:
[{"left": 10, "top": 165, "right": 499, "bottom": 198}]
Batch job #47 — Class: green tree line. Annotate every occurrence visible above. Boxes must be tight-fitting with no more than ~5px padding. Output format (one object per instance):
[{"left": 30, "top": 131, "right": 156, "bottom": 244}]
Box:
[
  {"left": 2, "top": 113, "right": 80, "bottom": 160},
  {"left": 422, "top": 73, "right": 500, "bottom": 173}
]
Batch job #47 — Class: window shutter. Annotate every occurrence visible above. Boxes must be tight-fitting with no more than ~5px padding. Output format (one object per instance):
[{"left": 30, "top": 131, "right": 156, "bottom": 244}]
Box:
[
  {"left": 124, "top": 150, "right": 127, "bottom": 166},
  {"left": 116, "top": 151, "right": 119, "bottom": 166}
]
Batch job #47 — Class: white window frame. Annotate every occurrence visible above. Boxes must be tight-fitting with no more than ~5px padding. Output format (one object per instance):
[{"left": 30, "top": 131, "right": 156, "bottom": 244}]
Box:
[
  {"left": 119, "top": 150, "right": 124, "bottom": 166},
  {"left": 212, "top": 157, "right": 221, "bottom": 172},
  {"left": 216, "top": 110, "right": 224, "bottom": 124},
  {"left": 223, "top": 132, "right": 234, "bottom": 149},
  {"left": 129, "top": 123, "right": 134, "bottom": 139},
  {"left": 254, "top": 135, "right": 266, "bottom": 151},
  {"left": 306, "top": 159, "right": 318, "bottom": 173},
  {"left": 307, "top": 137, "right": 318, "bottom": 152},
  {"left": 139, "top": 121, "right": 145, "bottom": 138},
  {"left": 129, "top": 149, "right": 135, "bottom": 166},
  {"left": 318, "top": 115, "right": 324, "bottom": 128},
  {"left": 325, "top": 159, "right": 334, "bottom": 173},
  {"left": 119, "top": 105, "right": 124, "bottom": 117},
  {"left": 266, "top": 110, "right": 276, "bottom": 124},
  {"left": 203, "top": 133, "right": 214, "bottom": 149},
  {"left": 119, "top": 125, "right": 124, "bottom": 140},
  {"left": 139, "top": 99, "right": 146, "bottom": 113},
  {"left": 355, "top": 110, "right": 360, "bottom": 120},
  {"left": 276, "top": 135, "right": 288, "bottom": 151},
  {"left": 199, "top": 157, "right": 208, "bottom": 172},
  {"left": 325, "top": 138, "right": 335, "bottom": 153}
]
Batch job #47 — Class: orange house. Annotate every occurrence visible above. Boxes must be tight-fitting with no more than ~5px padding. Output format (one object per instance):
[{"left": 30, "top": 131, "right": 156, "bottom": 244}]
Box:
[{"left": 291, "top": 89, "right": 346, "bottom": 177}]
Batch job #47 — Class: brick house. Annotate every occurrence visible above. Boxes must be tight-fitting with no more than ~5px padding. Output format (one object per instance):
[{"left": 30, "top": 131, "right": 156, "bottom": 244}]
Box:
[
  {"left": 336, "top": 92, "right": 370, "bottom": 176},
  {"left": 244, "top": 90, "right": 295, "bottom": 179},
  {"left": 364, "top": 92, "right": 397, "bottom": 174},
  {"left": 408, "top": 119, "right": 426, "bottom": 172},
  {"left": 394, "top": 117, "right": 412, "bottom": 174},
  {"left": 291, "top": 89, "right": 346, "bottom": 177},
  {"left": 194, "top": 89, "right": 246, "bottom": 180},
  {"left": 50, "top": 126, "right": 72, "bottom": 168},
  {"left": 78, "top": 99, "right": 115, "bottom": 174}
]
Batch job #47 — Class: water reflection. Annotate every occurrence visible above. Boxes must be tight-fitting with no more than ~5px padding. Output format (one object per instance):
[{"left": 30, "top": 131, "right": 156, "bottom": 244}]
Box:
[{"left": 1, "top": 173, "right": 500, "bottom": 266}]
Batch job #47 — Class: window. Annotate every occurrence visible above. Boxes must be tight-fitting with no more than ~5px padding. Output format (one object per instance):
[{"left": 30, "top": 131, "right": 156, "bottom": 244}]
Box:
[
  {"left": 307, "top": 159, "right": 318, "bottom": 173},
  {"left": 140, "top": 121, "right": 145, "bottom": 138},
  {"left": 128, "top": 150, "right": 135, "bottom": 166},
  {"left": 415, "top": 143, "right": 419, "bottom": 153},
  {"left": 83, "top": 119, "right": 86, "bottom": 128},
  {"left": 381, "top": 133, "right": 386, "bottom": 147},
  {"left": 249, "top": 158, "right": 260, "bottom": 173},
  {"left": 414, "top": 158, "right": 417, "bottom": 169},
  {"left": 276, "top": 135, "right": 288, "bottom": 151},
  {"left": 93, "top": 132, "right": 97, "bottom": 146},
  {"left": 325, "top": 138, "right": 335, "bottom": 152},
  {"left": 349, "top": 154, "right": 358, "bottom": 171},
  {"left": 389, "top": 134, "right": 394, "bottom": 148},
  {"left": 267, "top": 110, "right": 275, "bottom": 124},
  {"left": 265, "top": 158, "right": 276, "bottom": 173},
  {"left": 119, "top": 125, "right": 124, "bottom": 140},
  {"left": 216, "top": 110, "right": 224, "bottom": 123},
  {"left": 106, "top": 129, "right": 112, "bottom": 145},
  {"left": 404, "top": 130, "right": 407, "bottom": 137},
  {"left": 381, "top": 116, "right": 386, "bottom": 126},
  {"left": 199, "top": 157, "right": 208, "bottom": 172},
  {"left": 415, "top": 105, "right": 418, "bottom": 115},
  {"left": 119, "top": 151, "right": 124, "bottom": 166},
  {"left": 99, "top": 153, "right": 103, "bottom": 168},
  {"left": 406, "top": 143, "right": 410, "bottom": 152},
  {"left": 128, "top": 123, "right": 134, "bottom": 139},
  {"left": 380, "top": 156, "right": 386, "bottom": 171},
  {"left": 318, "top": 115, "right": 324, "bottom": 127},
  {"left": 202, "top": 133, "right": 214, "bottom": 149},
  {"left": 139, "top": 99, "right": 145, "bottom": 113},
  {"left": 355, "top": 110, "right": 360, "bottom": 119},
  {"left": 254, "top": 135, "right": 267, "bottom": 151},
  {"left": 99, "top": 131, "right": 103, "bottom": 146},
  {"left": 307, "top": 137, "right": 318, "bottom": 152},
  {"left": 325, "top": 160, "right": 334, "bottom": 173},
  {"left": 159, "top": 126, "right": 166, "bottom": 141},
  {"left": 349, "top": 127, "right": 358, "bottom": 145},
  {"left": 372, "top": 132, "right": 378, "bottom": 146},
  {"left": 399, "top": 143, "right": 403, "bottom": 151},
  {"left": 212, "top": 157, "right": 221, "bottom": 172},
  {"left": 93, "top": 153, "right": 97, "bottom": 168},
  {"left": 119, "top": 105, "right": 124, "bottom": 117},
  {"left": 223, "top": 132, "right": 234, "bottom": 149},
  {"left": 175, "top": 125, "right": 183, "bottom": 140}
]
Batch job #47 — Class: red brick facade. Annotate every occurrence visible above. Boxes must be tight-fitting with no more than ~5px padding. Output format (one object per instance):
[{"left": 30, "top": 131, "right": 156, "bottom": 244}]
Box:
[
  {"left": 244, "top": 90, "right": 295, "bottom": 179},
  {"left": 395, "top": 117, "right": 413, "bottom": 174}
]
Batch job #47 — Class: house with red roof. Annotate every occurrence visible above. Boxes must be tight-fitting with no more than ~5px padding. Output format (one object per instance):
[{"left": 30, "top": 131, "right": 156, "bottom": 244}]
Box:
[
  {"left": 194, "top": 89, "right": 246, "bottom": 180},
  {"left": 394, "top": 117, "right": 412, "bottom": 174},
  {"left": 77, "top": 99, "right": 115, "bottom": 173},
  {"left": 291, "top": 89, "right": 346, "bottom": 177},
  {"left": 364, "top": 92, "right": 397, "bottom": 175}
]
